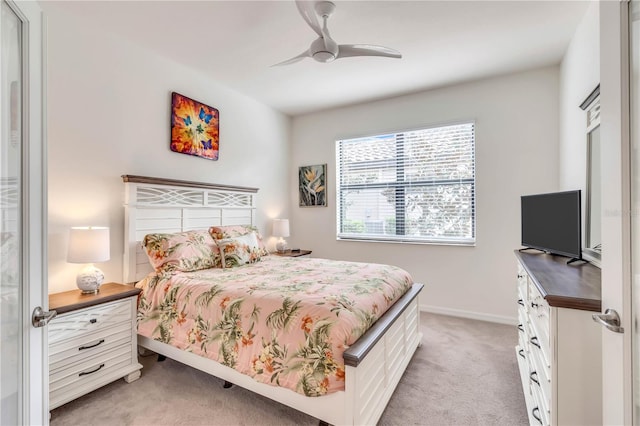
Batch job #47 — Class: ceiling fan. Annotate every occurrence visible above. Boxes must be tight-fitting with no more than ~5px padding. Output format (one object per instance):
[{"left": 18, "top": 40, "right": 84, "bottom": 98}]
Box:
[{"left": 273, "top": 0, "right": 402, "bottom": 66}]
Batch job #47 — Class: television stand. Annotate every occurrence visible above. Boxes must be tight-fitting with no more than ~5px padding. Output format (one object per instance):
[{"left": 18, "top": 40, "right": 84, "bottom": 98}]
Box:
[
  {"left": 567, "top": 257, "right": 587, "bottom": 265},
  {"left": 518, "top": 247, "right": 545, "bottom": 253}
]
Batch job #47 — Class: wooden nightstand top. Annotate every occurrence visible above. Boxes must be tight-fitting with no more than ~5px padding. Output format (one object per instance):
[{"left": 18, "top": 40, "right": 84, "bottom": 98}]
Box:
[
  {"left": 49, "top": 282, "right": 141, "bottom": 315},
  {"left": 271, "top": 249, "right": 312, "bottom": 258}
]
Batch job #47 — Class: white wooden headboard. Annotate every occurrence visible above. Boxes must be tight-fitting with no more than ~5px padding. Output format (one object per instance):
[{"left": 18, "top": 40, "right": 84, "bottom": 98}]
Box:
[{"left": 122, "top": 175, "right": 258, "bottom": 283}]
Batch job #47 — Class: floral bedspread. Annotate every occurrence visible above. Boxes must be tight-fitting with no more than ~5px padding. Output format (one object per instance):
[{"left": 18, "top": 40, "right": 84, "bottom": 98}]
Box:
[{"left": 136, "top": 256, "right": 413, "bottom": 396}]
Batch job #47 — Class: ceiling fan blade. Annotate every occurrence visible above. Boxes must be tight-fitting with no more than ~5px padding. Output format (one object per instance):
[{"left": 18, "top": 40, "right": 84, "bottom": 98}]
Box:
[
  {"left": 295, "top": 0, "right": 322, "bottom": 37},
  {"left": 271, "top": 50, "right": 311, "bottom": 67},
  {"left": 337, "top": 44, "right": 402, "bottom": 59}
]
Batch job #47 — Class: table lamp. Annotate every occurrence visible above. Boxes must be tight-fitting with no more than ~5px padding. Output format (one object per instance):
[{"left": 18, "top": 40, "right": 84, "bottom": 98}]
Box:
[
  {"left": 67, "top": 226, "right": 110, "bottom": 294},
  {"left": 272, "top": 219, "right": 290, "bottom": 253}
]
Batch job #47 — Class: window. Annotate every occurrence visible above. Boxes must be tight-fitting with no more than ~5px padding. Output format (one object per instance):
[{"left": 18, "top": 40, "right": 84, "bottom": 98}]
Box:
[{"left": 336, "top": 122, "right": 475, "bottom": 245}]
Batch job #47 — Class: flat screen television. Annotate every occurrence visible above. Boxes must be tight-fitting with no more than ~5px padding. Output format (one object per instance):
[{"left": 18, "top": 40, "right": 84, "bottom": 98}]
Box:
[{"left": 521, "top": 190, "right": 582, "bottom": 262}]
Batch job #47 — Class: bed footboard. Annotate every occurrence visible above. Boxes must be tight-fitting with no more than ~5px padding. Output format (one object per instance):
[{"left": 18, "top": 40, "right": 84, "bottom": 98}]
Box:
[{"left": 343, "top": 283, "right": 423, "bottom": 425}]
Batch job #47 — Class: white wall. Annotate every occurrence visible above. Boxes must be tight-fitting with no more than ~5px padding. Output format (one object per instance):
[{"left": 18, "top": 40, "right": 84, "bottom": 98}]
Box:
[
  {"left": 291, "top": 67, "right": 560, "bottom": 323},
  {"left": 559, "top": 1, "right": 600, "bottom": 191},
  {"left": 45, "top": 8, "right": 291, "bottom": 294}
]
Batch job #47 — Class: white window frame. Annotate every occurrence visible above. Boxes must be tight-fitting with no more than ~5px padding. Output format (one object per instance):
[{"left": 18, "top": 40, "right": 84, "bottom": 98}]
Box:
[{"left": 335, "top": 122, "right": 476, "bottom": 246}]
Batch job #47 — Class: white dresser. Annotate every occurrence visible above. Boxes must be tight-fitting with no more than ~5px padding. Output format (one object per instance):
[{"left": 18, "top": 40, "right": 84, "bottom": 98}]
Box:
[
  {"left": 48, "top": 283, "right": 142, "bottom": 410},
  {"left": 515, "top": 251, "right": 602, "bottom": 426}
]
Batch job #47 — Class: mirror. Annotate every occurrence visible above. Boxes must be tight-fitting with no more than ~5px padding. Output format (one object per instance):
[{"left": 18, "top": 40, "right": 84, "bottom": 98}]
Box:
[
  {"left": 585, "top": 124, "right": 601, "bottom": 260},
  {"left": 581, "top": 85, "right": 601, "bottom": 264}
]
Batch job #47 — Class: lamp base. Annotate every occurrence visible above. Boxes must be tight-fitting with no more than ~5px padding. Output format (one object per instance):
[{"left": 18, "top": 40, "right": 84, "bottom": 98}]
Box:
[
  {"left": 76, "top": 264, "right": 104, "bottom": 294},
  {"left": 275, "top": 238, "right": 288, "bottom": 254}
]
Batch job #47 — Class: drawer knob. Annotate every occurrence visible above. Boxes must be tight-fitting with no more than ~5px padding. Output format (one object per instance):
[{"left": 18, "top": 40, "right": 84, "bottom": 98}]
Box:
[
  {"left": 517, "top": 299, "right": 525, "bottom": 307},
  {"left": 78, "top": 339, "right": 105, "bottom": 351},
  {"left": 518, "top": 349, "right": 525, "bottom": 359},
  {"left": 517, "top": 324, "right": 524, "bottom": 333},
  {"left": 90, "top": 318, "right": 97, "bottom": 324},
  {"left": 78, "top": 363, "right": 105, "bottom": 377}
]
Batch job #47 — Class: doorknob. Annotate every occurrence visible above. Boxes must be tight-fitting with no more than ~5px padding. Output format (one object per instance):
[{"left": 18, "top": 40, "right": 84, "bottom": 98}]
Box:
[
  {"left": 32, "top": 306, "right": 57, "bottom": 328},
  {"left": 592, "top": 308, "right": 624, "bottom": 333}
]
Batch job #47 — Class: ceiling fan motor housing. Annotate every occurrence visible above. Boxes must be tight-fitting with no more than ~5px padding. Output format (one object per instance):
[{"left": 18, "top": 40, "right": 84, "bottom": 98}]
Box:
[{"left": 311, "top": 36, "right": 338, "bottom": 62}]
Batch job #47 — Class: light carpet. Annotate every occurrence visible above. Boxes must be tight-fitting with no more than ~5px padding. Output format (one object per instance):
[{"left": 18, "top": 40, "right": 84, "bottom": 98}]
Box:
[{"left": 50, "top": 312, "right": 528, "bottom": 425}]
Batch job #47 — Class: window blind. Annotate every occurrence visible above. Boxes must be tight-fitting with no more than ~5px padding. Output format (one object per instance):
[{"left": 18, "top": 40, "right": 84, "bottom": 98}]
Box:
[{"left": 336, "top": 122, "right": 475, "bottom": 245}]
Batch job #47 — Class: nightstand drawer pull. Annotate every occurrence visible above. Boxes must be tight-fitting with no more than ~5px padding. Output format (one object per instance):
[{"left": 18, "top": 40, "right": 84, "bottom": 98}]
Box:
[
  {"left": 78, "top": 339, "right": 105, "bottom": 351},
  {"left": 90, "top": 318, "right": 97, "bottom": 324},
  {"left": 78, "top": 363, "right": 105, "bottom": 377}
]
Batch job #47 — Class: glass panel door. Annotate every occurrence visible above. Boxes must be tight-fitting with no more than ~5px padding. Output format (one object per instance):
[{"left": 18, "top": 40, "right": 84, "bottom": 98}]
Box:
[{"left": 0, "top": 1, "right": 23, "bottom": 423}]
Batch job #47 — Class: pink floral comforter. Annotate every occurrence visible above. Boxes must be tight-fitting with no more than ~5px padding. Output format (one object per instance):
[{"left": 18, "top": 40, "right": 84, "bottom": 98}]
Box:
[{"left": 136, "top": 256, "right": 412, "bottom": 396}]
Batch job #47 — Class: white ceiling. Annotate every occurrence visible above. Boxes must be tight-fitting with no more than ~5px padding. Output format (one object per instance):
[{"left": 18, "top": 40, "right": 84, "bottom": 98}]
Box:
[{"left": 42, "top": 0, "right": 590, "bottom": 116}]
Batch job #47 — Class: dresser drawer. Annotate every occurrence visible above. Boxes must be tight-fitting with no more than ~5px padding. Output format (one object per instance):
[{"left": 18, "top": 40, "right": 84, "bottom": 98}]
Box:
[
  {"left": 517, "top": 265, "right": 528, "bottom": 298},
  {"left": 530, "top": 381, "right": 550, "bottom": 426},
  {"left": 528, "top": 342, "right": 551, "bottom": 411},
  {"left": 527, "top": 286, "right": 550, "bottom": 366},
  {"left": 50, "top": 321, "right": 132, "bottom": 371},
  {"left": 49, "top": 299, "right": 132, "bottom": 344},
  {"left": 50, "top": 344, "right": 133, "bottom": 405}
]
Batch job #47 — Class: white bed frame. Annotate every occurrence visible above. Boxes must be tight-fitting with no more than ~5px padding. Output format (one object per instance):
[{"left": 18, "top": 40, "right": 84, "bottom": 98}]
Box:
[{"left": 122, "top": 175, "right": 423, "bottom": 426}]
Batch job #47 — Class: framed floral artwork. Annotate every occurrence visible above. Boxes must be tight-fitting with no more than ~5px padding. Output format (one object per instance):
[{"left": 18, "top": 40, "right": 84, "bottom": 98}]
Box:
[
  {"left": 299, "top": 164, "right": 327, "bottom": 207},
  {"left": 170, "top": 92, "right": 219, "bottom": 160}
]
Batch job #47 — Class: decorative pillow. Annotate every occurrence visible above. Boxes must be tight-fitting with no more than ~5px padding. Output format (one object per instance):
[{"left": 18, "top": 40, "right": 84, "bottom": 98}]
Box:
[
  {"left": 209, "top": 225, "right": 268, "bottom": 256},
  {"left": 142, "top": 230, "right": 222, "bottom": 273},
  {"left": 216, "top": 232, "right": 263, "bottom": 268}
]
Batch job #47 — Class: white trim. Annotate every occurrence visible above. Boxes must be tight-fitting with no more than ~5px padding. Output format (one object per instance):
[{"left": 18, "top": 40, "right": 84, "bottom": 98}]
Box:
[{"left": 420, "top": 304, "right": 517, "bottom": 325}]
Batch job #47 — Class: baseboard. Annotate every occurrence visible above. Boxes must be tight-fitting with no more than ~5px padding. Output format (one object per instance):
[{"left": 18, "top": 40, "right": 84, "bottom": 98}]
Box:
[{"left": 420, "top": 304, "right": 516, "bottom": 325}]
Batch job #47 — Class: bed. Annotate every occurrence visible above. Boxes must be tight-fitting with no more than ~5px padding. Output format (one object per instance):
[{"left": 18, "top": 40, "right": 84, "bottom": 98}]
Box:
[{"left": 122, "top": 175, "right": 423, "bottom": 426}]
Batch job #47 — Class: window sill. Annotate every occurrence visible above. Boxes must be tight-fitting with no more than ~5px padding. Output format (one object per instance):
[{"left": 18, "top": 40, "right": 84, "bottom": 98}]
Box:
[{"left": 336, "top": 236, "right": 476, "bottom": 247}]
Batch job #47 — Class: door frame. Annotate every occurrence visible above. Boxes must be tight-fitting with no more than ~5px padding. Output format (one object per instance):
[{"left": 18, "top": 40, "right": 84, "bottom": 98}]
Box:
[
  {"left": 599, "top": 1, "right": 634, "bottom": 424},
  {"left": 4, "top": 0, "right": 48, "bottom": 423}
]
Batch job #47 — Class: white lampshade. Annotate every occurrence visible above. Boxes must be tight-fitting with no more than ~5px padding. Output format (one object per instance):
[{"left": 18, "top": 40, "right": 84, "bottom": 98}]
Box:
[
  {"left": 272, "top": 219, "right": 290, "bottom": 238},
  {"left": 67, "top": 227, "right": 110, "bottom": 263},
  {"left": 67, "top": 227, "right": 110, "bottom": 294}
]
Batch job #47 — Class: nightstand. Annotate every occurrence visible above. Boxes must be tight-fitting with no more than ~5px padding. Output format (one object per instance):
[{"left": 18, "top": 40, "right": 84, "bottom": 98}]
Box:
[
  {"left": 48, "top": 283, "right": 142, "bottom": 410},
  {"left": 272, "top": 249, "right": 312, "bottom": 258}
]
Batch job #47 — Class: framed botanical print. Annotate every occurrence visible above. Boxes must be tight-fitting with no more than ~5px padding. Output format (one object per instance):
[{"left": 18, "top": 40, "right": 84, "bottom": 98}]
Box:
[
  {"left": 170, "top": 92, "right": 219, "bottom": 160},
  {"left": 299, "top": 164, "right": 327, "bottom": 207}
]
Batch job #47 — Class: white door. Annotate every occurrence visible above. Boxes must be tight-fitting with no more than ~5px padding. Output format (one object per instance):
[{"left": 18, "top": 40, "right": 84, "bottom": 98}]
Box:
[
  {"left": 631, "top": 1, "right": 640, "bottom": 424},
  {"left": 0, "top": 0, "right": 46, "bottom": 424},
  {"left": 598, "top": 0, "right": 636, "bottom": 424}
]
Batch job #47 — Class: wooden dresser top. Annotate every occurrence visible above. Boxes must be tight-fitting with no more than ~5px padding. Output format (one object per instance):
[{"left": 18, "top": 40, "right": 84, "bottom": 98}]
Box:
[
  {"left": 515, "top": 250, "right": 601, "bottom": 312},
  {"left": 49, "top": 282, "right": 141, "bottom": 315}
]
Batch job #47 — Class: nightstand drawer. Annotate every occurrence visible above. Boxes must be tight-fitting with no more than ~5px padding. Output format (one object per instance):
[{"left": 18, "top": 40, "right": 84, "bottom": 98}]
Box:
[
  {"left": 50, "top": 322, "right": 132, "bottom": 370},
  {"left": 50, "top": 344, "right": 133, "bottom": 408},
  {"left": 49, "top": 299, "right": 131, "bottom": 344}
]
